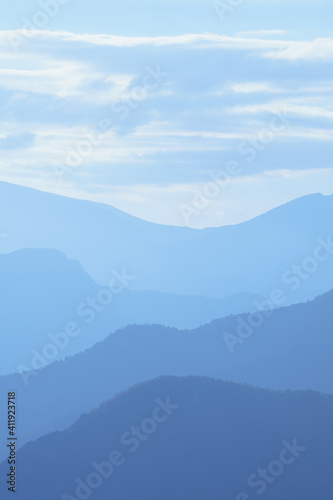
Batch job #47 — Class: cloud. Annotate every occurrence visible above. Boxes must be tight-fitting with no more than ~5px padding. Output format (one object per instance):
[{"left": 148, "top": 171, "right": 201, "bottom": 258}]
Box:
[
  {"left": 0, "top": 30, "right": 295, "bottom": 53},
  {"left": 218, "top": 82, "right": 282, "bottom": 95},
  {"left": 230, "top": 101, "right": 333, "bottom": 121},
  {"left": 0, "top": 62, "right": 134, "bottom": 104},
  {"left": 135, "top": 121, "right": 333, "bottom": 142},
  {"left": 264, "top": 37, "right": 333, "bottom": 60},
  {"left": 2, "top": 30, "right": 333, "bottom": 61},
  {"left": 3, "top": 30, "right": 281, "bottom": 48}
]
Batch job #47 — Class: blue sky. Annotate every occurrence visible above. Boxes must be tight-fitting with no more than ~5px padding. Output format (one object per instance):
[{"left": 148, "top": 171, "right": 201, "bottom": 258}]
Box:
[
  {"left": 1, "top": 0, "right": 333, "bottom": 38},
  {"left": 0, "top": 0, "right": 332, "bottom": 227}
]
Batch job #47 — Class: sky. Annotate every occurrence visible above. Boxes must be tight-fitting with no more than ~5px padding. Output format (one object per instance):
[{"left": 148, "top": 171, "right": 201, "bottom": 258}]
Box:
[{"left": 0, "top": 0, "right": 333, "bottom": 228}]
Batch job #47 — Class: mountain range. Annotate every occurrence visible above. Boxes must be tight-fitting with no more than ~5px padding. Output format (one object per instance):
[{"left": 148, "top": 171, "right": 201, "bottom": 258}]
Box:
[
  {"left": 0, "top": 286, "right": 331, "bottom": 461},
  {"left": 0, "top": 182, "right": 332, "bottom": 498},
  {"left": 1, "top": 181, "right": 333, "bottom": 302},
  {"left": 0, "top": 248, "right": 260, "bottom": 375}
]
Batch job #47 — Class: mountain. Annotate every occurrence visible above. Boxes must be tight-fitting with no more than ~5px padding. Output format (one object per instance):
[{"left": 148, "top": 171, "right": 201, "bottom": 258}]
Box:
[
  {"left": 0, "top": 248, "right": 260, "bottom": 375},
  {"left": 1, "top": 376, "right": 332, "bottom": 499},
  {"left": 1, "top": 181, "right": 333, "bottom": 302},
  {"left": 0, "top": 288, "right": 332, "bottom": 460}
]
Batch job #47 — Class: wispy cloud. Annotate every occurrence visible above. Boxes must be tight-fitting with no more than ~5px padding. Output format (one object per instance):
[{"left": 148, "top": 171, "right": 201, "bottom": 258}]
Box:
[
  {"left": 264, "top": 37, "right": 333, "bottom": 60},
  {"left": 0, "top": 61, "right": 134, "bottom": 103},
  {"left": 230, "top": 102, "right": 333, "bottom": 121},
  {"left": 215, "top": 82, "right": 283, "bottom": 95},
  {"left": 1, "top": 30, "right": 333, "bottom": 61}
]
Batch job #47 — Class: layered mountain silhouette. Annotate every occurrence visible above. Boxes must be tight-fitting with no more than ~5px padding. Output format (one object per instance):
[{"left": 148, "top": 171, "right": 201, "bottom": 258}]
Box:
[
  {"left": 1, "top": 182, "right": 332, "bottom": 498},
  {"left": 0, "top": 288, "right": 331, "bottom": 460},
  {"left": 1, "top": 181, "right": 332, "bottom": 302},
  {"left": 1, "top": 376, "right": 332, "bottom": 499},
  {"left": 0, "top": 248, "right": 259, "bottom": 375}
]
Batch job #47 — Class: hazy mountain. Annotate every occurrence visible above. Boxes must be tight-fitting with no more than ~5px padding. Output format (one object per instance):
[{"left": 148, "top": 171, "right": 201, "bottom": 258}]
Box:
[
  {"left": 1, "top": 376, "right": 332, "bottom": 499},
  {"left": 0, "top": 288, "right": 331, "bottom": 460},
  {"left": 1, "top": 181, "right": 332, "bottom": 302},
  {"left": 0, "top": 248, "right": 260, "bottom": 375}
]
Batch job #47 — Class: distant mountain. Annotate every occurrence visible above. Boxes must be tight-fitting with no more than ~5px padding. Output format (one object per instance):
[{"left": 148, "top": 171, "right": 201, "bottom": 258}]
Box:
[
  {"left": 0, "top": 288, "right": 331, "bottom": 460},
  {"left": 1, "top": 181, "right": 333, "bottom": 302},
  {"left": 1, "top": 376, "right": 332, "bottom": 499},
  {"left": 0, "top": 248, "right": 260, "bottom": 375}
]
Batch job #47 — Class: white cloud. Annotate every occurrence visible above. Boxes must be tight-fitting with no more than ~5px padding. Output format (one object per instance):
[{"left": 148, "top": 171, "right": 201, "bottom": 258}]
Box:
[
  {"left": 226, "top": 82, "right": 282, "bottom": 94},
  {"left": 134, "top": 123, "right": 252, "bottom": 141},
  {"left": 230, "top": 101, "right": 333, "bottom": 121},
  {"left": 1, "top": 30, "right": 333, "bottom": 61},
  {"left": 2, "top": 30, "right": 284, "bottom": 48},
  {"left": 263, "top": 168, "right": 331, "bottom": 179},
  {"left": 264, "top": 37, "right": 333, "bottom": 60},
  {"left": 0, "top": 61, "right": 133, "bottom": 103}
]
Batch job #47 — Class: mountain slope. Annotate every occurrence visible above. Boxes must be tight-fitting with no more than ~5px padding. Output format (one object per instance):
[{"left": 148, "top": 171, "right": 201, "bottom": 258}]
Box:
[
  {"left": 1, "top": 181, "right": 332, "bottom": 301},
  {"left": 0, "top": 248, "right": 260, "bottom": 375},
  {"left": 1, "top": 376, "right": 332, "bottom": 500},
  {"left": 0, "top": 288, "right": 332, "bottom": 459}
]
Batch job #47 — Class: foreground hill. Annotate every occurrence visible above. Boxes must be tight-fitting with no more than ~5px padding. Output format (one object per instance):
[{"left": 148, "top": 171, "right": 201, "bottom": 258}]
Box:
[
  {"left": 0, "top": 248, "right": 259, "bottom": 375},
  {"left": 0, "top": 376, "right": 332, "bottom": 499},
  {"left": 1, "top": 181, "right": 333, "bottom": 302},
  {"left": 0, "top": 288, "right": 331, "bottom": 459}
]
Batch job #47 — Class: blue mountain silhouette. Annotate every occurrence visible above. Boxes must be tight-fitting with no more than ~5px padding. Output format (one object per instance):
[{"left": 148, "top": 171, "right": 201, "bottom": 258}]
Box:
[
  {"left": 1, "top": 376, "right": 332, "bottom": 500},
  {"left": 1, "top": 181, "right": 332, "bottom": 301},
  {"left": 0, "top": 288, "right": 331, "bottom": 460}
]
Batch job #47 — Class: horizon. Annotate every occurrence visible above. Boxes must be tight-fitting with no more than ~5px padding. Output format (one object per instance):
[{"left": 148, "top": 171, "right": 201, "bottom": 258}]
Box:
[{"left": 1, "top": 179, "right": 330, "bottom": 229}]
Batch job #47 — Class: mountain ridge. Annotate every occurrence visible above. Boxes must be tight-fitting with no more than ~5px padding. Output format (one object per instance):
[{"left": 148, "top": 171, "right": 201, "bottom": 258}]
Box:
[
  {"left": 0, "top": 247, "right": 261, "bottom": 375},
  {"left": 1, "top": 375, "right": 332, "bottom": 500},
  {"left": 1, "top": 181, "right": 332, "bottom": 300},
  {"left": 0, "top": 286, "right": 331, "bottom": 461},
  {"left": 0, "top": 180, "right": 330, "bottom": 230}
]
